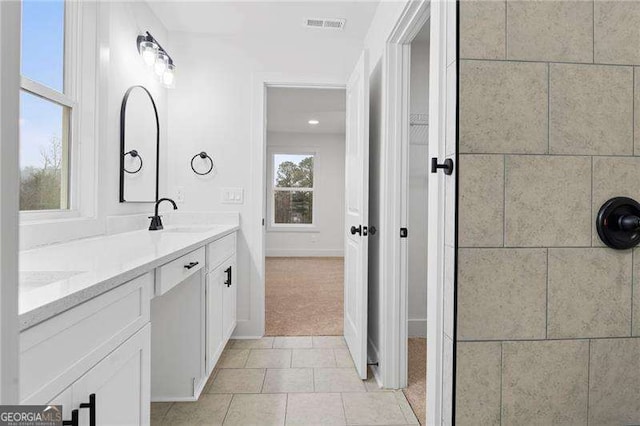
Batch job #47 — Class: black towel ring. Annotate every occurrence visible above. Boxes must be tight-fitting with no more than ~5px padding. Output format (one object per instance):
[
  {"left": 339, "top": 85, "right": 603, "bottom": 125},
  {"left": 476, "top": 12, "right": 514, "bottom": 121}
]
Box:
[
  {"left": 123, "top": 150, "right": 143, "bottom": 174},
  {"left": 191, "top": 152, "right": 215, "bottom": 176}
]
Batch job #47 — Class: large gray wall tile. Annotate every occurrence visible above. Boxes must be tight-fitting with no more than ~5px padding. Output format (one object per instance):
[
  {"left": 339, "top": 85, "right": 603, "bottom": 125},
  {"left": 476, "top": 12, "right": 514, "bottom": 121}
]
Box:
[
  {"left": 458, "top": 248, "right": 546, "bottom": 340},
  {"left": 550, "top": 64, "right": 633, "bottom": 155},
  {"left": 460, "top": 0, "right": 505, "bottom": 60},
  {"left": 595, "top": 1, "right": 640, "bottom": 65},
  {"left": 593, "top": 157, "right": 640, "bottom": 246},
  {"left": 548, "top": 248, "right": 632, "bottom": 339},
  {"left": 455, "top": 342, "right": 501, "bottom": 426},
  {"left": 589, "top": 338, "right": 640, "bottom": 425},
  {"left": 505, "top": 155, "right": 591, "bottom": 247},
  {"left": 459, "top": 60, "right": 548, "bottom": 154},
  {"left": 459, "top": 155, "right": 504, "bottom": 247},
  {"left": 507, "top": 0, "right": 593, "bottom": 63},
  {"left": 502, "top": 340, "right": 589, "bottom": 425}
]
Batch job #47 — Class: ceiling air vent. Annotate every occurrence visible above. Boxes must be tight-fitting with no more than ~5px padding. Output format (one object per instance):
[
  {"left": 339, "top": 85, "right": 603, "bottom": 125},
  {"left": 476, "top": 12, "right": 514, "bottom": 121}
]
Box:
[{"left": 304, "top": 18, "right": 346, "bottom": 30}]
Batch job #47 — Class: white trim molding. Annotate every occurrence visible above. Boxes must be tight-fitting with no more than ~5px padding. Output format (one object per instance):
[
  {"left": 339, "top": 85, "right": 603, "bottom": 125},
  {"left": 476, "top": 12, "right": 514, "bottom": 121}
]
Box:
[
  {"left": 379, "top": 0, "right": 430, "bottom": 391},
  {"left": 265, "top": 249, "right": 344, "bottom": 258},
  {"left": 0, "top": 0, "right": 21, "bottom": 404}
]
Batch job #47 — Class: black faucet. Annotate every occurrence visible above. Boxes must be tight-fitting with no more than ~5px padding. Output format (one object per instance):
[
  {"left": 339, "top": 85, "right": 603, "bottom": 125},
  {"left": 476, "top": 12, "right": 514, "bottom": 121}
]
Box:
[{"left": 149, "top": 198, "right": 178, "bottom": 231}]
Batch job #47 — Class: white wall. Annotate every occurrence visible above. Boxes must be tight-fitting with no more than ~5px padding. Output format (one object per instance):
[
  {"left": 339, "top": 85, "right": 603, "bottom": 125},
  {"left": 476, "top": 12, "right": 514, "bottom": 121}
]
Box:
[
  {"left": 166, "top": 31, "right": 363, "bottom": 337},
  {"left": 408, "top": 36, "right": 429, "bottom": 338},
  {"left": 266, "top": 131, "right": 345, "bottom": 257},
  {"left": 20, "top": 1, "right": 169, "bottom": 249}
]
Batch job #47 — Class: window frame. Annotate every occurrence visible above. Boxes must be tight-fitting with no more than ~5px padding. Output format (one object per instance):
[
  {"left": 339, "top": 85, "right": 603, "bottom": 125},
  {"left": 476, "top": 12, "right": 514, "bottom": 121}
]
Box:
[
  {"left": 267, "top": 147, "right": 319, "bottom": 232},
  {"left": 19, "top": 0, "right": 80, "bottom": 220}
]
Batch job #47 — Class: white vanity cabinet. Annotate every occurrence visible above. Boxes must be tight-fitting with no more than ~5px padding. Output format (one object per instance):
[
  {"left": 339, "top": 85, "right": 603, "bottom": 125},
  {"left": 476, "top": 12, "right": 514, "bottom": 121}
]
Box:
[
  {"left": 205, "top": 233, "right": 237, "bottom": 375},
  {"left": 20, "top": 273, "right": 153, "bottom": 425}
]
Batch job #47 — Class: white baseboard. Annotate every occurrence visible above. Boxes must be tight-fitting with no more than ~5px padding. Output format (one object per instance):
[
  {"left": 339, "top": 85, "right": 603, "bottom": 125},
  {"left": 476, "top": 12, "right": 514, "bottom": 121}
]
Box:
[
  {"left": 408, "top": 319, "right": 427, "bottom": 337},
  {"left": 265, "top": 249, "right": 344, "bottom": 257}
]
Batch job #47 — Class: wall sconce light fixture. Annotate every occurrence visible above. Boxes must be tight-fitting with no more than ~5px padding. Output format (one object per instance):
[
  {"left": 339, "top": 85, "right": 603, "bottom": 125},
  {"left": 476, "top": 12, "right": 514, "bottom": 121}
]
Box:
[{"left": 137, "top": 31, "right": 175, "bottom": 88}]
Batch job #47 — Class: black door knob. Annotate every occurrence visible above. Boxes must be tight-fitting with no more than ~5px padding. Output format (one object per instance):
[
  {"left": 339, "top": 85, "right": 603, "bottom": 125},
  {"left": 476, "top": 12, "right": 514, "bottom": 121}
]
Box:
[
  {"left": 597, "top": 197, "right": 640, "bottom": 249},
  {"left": 350, "top": 225, "right": 362, "bottom": 236}
]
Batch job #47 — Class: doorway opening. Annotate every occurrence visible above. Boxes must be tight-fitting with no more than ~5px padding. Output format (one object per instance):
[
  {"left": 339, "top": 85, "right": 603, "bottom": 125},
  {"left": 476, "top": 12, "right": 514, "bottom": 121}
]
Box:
[
  {"left": 403, "top": 20, "right": 430, "bottom": 426},
  {"left": 264, "top": 87, "right": 347, "bottom": 337}
]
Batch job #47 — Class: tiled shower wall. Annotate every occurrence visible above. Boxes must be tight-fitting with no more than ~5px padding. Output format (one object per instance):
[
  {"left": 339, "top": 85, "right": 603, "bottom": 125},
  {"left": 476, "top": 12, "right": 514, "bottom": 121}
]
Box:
[{"left": 456, "top": 1, "right": 640, "bottom": 424}]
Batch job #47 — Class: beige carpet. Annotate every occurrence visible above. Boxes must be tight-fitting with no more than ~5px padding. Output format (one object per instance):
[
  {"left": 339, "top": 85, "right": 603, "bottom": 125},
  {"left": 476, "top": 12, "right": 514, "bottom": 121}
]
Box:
[
  {"left": 404, "top": 337, "right": 427, "bottom": 425},
  {"left": 265, "top": 257, "right": 343, "bottom": 336}
]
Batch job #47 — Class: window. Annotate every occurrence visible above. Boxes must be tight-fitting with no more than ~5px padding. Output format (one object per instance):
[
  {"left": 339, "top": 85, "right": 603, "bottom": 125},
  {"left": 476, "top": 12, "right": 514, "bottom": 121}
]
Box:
[
  {"left": 20, "top": 0, "right": 72, "bottom": 211},
  {"left": 271, "top": 153, "right": 315, "bottom": 226}
]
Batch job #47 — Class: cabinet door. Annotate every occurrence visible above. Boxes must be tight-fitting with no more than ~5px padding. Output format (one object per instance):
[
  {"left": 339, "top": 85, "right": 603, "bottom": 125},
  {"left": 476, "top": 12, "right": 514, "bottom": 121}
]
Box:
[
  {"left": 206, "top": 265, "right": 225, "bottom": 374},
  {"left": 73, "top": 324, "right": 150, "bottom": 426},
  {"left": 48, "top": 385, "right": 73, "bottom": 424},
  {"left": 222, "top": 257, "right": 237, "bottom": 341}
]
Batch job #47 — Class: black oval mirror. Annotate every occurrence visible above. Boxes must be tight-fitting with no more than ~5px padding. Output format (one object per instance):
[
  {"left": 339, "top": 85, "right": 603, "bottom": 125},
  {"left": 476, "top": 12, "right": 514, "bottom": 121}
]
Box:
[{"left": 119, "top": 85, "right": 159, "bottom": 203}]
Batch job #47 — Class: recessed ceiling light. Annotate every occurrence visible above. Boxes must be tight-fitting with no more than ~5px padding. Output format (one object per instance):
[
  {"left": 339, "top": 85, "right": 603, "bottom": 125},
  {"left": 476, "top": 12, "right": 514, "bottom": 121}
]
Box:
[{"left": 308, "top": 119, "right": 319, "bottom": 125}]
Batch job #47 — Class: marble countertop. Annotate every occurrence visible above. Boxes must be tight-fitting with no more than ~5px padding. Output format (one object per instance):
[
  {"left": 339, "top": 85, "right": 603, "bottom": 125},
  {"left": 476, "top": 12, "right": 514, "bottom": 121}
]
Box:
[{"left": 19, "top": 224, "right": 239, "bottom": 331}]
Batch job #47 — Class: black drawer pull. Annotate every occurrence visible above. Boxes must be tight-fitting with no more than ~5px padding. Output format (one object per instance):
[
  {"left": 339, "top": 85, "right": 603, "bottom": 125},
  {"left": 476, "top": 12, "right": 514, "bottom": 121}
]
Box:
[
  {"left": 184, "top": 261, "right": 199, "bottom": 270},
  {"left": 63, "top": 409, "right": 79, "bottom": 426},
  {"left": 79, "top": 394, "right": 96, "bottom": 426},
  {"left": 224, "top": 266, "right": 232, "bottom": 287}
]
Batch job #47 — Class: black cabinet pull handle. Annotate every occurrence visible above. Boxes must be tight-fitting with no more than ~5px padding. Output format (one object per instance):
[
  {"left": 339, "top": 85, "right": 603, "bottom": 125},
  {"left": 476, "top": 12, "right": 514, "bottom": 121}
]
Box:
[
  {"left": 431, "top": 157, "right": 454, "bottom": 175},
  {"left": 184, "top": 261, "right": 199, "bottom": 270},
  {"left": 224, "top": 266, "right": 232, "bottom": 287},
  {"left": 79, "top": 394, "right": 96, "bottom": 426},
  {"left": 63, "top": 409, "right": 79, "bottom": 426},
  {"left": 350, "top": 225, "right": 362, "bottom": 236}
]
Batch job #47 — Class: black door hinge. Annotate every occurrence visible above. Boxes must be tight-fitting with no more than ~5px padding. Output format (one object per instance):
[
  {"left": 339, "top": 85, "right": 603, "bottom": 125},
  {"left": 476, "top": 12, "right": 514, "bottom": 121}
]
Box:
[
  {"left": 400, "top": 228, "right": 408, "bottom": 238},
  {"left": 262, "top": 218, "right": 265, "bottom": 226}
]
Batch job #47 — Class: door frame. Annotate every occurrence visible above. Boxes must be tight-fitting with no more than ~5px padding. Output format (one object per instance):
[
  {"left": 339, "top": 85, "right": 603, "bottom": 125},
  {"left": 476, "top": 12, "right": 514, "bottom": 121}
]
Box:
[
  {"left": 244, "top": 72, "right": 346, "bottom": 339},
  {"left": 381, "top": 0, "right": 455, "bottom": 422}
]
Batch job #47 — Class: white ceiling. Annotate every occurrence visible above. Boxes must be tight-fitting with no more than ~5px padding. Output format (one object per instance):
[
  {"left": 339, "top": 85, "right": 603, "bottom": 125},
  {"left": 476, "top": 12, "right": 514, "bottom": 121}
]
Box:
[
  {"left": 267, "top": 87, "right": 345, "bottom": 134},
  {"left": 147, "top": 1, "right": 379, "bottom": 40}
]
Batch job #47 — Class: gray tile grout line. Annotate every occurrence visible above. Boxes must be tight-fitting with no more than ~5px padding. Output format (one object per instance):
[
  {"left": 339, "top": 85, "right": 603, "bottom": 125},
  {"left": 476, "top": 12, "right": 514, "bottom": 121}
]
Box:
[
  {"left": 459, "top": 335, "right": 639, "bottom": 343},
  {"left": 591, "top": 156, "right": 594, "bottom": 246},
  {"left": 586, "top": 339, "right": 591, "bottom": 426},
  {"left": 634, "top": 66, "right": 636, "bottom": 156},
  {"left": 459, "top": 57, "right": 636, "bottom": 68},
  {"left": 499, "top": 342, "right": 503, "bottom": 426},
  {"left": 458, "top": 152, "right": 637, "bottom": 158},
  {"left": 503, "top": 154, "right": 506, "bottom": 247},
  {"left": 592, "top": 0, "right": 595, "bottom": 64},
  {"left": 221, "top": 393, "right": 234, "bottom": 425},
  {"left": 283, "top": 393, "right": 289, "bottom": 426},
  {"left": 547, "top": 62, "right": 550, "bottom": 155},
  {"left": 504, "top": 0, "right": 507, "bottom": 60},
  {"left": 545, "top": 248, "right": 549, "bottom": 339},
  {"left": 632, "top": 249, "right": 635, "bottom": 336}
]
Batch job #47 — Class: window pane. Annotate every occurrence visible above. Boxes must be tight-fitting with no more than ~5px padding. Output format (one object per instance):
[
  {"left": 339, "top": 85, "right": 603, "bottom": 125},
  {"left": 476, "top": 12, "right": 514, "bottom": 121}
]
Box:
[
  {"left": 273, "top": 154, "right": 314, "bottom": 188},
  {"left": 274, "top": 190, "right": 313, "bottom": 224},
  {"left": 20, "top": 91, "right": 70, "bottom": 211},
  {"left": 21, "top": 0, "right": 65, "bottom": 92}
]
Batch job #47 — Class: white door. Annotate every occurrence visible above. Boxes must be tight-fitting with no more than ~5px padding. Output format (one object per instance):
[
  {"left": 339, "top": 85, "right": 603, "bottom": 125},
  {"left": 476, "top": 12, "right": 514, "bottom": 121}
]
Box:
[
  {"left": 206, "top": 266, "right": 224, "bottom": 375},
  {"left": 344, "top": 50, "right": 370, "bottom": 380},
  {"left": 222, "top": 258, "right": 237, "bottom": 340},
  {"left": 73, "top": 324, "right": 150, "bottom": 426}
]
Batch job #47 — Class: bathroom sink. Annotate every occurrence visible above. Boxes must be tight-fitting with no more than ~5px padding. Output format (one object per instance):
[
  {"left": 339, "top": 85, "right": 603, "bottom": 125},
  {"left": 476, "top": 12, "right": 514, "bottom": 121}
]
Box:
[{"left": 161, "top": 227, "right": 215, "bottom": 234}]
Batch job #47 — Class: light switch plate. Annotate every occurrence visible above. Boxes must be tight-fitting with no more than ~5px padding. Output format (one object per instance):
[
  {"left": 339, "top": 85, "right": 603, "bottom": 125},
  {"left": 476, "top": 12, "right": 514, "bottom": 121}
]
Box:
[{"left": 222, "top": 187, "right": 244, "bottom": 204}]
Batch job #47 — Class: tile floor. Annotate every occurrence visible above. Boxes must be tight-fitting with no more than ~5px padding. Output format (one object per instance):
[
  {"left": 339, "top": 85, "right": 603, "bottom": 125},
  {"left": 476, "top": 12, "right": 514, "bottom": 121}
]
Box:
[{"left": 151, "top": 336, "right": 420, "bottom": 426}]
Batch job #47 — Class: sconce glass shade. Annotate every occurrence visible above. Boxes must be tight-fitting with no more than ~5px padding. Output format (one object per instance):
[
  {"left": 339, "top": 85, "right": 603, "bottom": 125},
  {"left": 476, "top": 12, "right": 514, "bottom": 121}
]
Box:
[
  {"left": 154, "top": 52, "right": 168, "bottom": 76},
  {"left": 163, "top": 63, "right": 175, "bottom": 88},
  {"left": 139, "top": 40, "right": 158, "bottom": 67}
]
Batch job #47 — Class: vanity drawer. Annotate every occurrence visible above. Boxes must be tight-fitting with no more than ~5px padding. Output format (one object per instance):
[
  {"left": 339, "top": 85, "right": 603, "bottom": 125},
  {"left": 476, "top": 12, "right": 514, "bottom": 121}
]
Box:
[
  {"left": 156, "top": 247, "right": 205, "bottom": 296},
  {"left": 207, "top": 232, "right": 236, "bottom": 271},
  {"left": 20, "top": 272, "right": 152, "bottom": 404}
]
